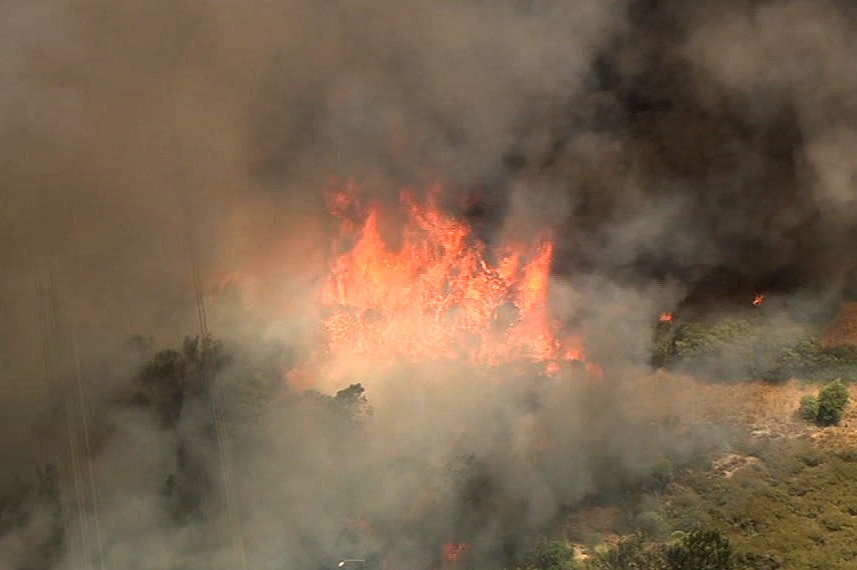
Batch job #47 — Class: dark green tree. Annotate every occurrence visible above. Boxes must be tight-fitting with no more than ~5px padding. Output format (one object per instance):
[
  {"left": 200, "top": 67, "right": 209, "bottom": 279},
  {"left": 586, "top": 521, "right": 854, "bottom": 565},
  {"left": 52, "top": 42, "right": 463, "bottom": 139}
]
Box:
[
  {"left": 133, "top": 335, "right": 229, "bottom": 426},
  {"left": 798, "top": 395, "right": 819, "bottom": 421},
  {"left": 665, "top": 529, "right": 734, "bottom": 570},
  {"left": 817, "top": 378, "right": 850, "bottom": 426}
]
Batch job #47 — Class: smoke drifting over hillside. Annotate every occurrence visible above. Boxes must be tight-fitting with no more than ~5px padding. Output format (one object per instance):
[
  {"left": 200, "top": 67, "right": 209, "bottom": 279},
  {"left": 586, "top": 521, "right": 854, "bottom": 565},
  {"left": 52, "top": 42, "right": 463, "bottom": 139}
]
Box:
[{"left": 2, "top": 0, "right": 857, "bottom": 568}]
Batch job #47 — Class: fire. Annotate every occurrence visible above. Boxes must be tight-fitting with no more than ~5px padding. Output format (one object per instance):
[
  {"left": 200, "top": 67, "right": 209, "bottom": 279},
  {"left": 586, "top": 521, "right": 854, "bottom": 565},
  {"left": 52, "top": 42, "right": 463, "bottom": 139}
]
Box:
[
  {"left": 316, "top": 182, "right": 585, "bottom": 376},
  {"left": 659, "top": 312, "right": 674, "bottom": 323},
  {"left": 753, "top": 293, "right": 765, "bottom": 307},
  {"left": 442, "top": 542, "right": 472, "bottom": 565}
]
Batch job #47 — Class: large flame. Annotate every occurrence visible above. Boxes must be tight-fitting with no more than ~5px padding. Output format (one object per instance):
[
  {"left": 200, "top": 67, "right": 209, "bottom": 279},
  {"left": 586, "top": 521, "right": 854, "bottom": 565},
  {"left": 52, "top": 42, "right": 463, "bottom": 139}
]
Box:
[{"left": 316, "top": 181, "right": 585, "bottom": 377}]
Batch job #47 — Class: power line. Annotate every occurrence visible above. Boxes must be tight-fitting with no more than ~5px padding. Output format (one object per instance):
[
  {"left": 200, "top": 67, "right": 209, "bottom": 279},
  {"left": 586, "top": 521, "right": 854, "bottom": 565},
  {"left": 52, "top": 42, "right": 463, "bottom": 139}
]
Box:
[
  {"left": 71, "top": 327, "right": 107, "bottom": 570},
  {"left": 36, "top": 265, "right": 97, "bottom": 570},
  {"left": 34, "top": 272, "right": 74, "bottom": 561},
  {"left": 177, "top": 179, "right": 248, "bottom": 570},
  {"left": 35, "top": 261, "right": 109, "bottom": 570},
  {"left": 50, "top": 268, "right": 94, "bottom": 570}
]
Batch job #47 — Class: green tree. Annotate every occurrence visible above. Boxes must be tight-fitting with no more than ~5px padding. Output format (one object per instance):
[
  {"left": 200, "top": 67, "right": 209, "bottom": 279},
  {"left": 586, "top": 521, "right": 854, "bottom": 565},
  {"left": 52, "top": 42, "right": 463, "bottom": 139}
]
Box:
[
  {"left": 817, "top": 379, "right": 850, "bottom": 426},
  {"left": 133, "top": 335, "right": 228, "bottom": 426},
  {"left": 664, "top": 529, "right": 734, "bottom": 570},
  {"left": 799, "top": 394, "right": 819, "bottom": 421}
]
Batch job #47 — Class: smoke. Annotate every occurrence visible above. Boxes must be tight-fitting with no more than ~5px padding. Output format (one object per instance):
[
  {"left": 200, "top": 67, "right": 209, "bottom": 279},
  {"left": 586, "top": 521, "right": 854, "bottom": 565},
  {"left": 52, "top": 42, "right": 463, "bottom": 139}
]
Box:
[
  {"left": 507, "top": 0, "right": 857, "bottom": 309},
  {"left": 2, "top": 0, "right": 856, "bottom": 568}
]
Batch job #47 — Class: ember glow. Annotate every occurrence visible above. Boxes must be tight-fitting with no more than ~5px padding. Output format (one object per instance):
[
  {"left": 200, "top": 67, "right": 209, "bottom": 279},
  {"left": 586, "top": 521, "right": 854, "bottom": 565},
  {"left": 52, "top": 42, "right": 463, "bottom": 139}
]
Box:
[
  {"left": 316, "top": 181, "right": 586, "bottom": 376},
  {"left": 659, "top": 312, "right": 674, "bottom": 323},
  {"left": 442, "top": 542, "right": 472, "bottom": 565},
  {"left": 753, "top": 293, "right": 765, "bottom": 307}
]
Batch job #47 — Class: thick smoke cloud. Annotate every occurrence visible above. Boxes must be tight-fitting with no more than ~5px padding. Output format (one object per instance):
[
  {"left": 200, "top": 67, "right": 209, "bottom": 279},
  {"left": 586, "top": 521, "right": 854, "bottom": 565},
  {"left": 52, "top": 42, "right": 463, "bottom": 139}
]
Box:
[
  {"left": 509, "top": 0, "right": 857, "bottom": 309},
  {"left": 2, "top": 0, "right": 856, "bottom": 568}
]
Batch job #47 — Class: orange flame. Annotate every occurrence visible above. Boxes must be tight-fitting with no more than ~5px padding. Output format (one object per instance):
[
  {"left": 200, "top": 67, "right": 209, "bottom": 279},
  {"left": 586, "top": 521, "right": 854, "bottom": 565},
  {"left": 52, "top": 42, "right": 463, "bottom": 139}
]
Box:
[
  {"left": 317, "top": 182, "right": 585, "bottom": 377},
  {"left": 659, "top": 312, "right": 674, "bottom": 323},
  {"left": 443, "top": 543, "right": 472, "bottom": 564},
  {"left": 753, "top": 293, "right": 765, "bottom": 307}
]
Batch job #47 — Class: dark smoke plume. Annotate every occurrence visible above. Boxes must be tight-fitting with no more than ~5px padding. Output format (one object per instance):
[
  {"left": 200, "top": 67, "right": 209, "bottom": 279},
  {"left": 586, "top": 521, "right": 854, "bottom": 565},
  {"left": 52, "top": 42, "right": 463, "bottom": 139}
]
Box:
[{"left": 497, "top": 0, "right": 857, "bottom": 311}]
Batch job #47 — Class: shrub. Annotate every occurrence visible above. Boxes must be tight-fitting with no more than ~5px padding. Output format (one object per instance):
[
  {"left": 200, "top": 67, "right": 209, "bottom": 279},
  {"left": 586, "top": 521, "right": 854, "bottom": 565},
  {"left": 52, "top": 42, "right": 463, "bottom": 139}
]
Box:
[
  {"left": 587, "top": 533, "right": 650, "bottom": 570},
  {"left": 773, "top": 341, "right": 857, "bottom": 382},
  {"left": 651, "top": 316, "right": 857, "bottom": 382},
  {"left": 798, "top": 448, "right": 824, "bottom": 467},
  {"left": 652, "top": 321, "right": 677, "bottom": 369},
  {"left": 817, "top": 379, "right": 850, "bottom": 426},
  {"left": 634, "top": 510, "right": 669, "bottom": 538},
  {"left": 668, "top": 320, "right": 760, "bottom": 380},
  {"left": 835, "top": 448, "right": 857, "bottom": 462},
  {"left": 799, "top": 395, "right": 819, "bottom": 421},
  {"left": 664, "top": 529, "right": 734, "bottom": 570},
  {"left": 522, "top": 539, "right": 580, "bottom": 570},
  {"left": 820, "top": 512, "right": 849, "bottom": 532},
  {"left": 643, "top": 458, "right": 675, "bottom": 492}
]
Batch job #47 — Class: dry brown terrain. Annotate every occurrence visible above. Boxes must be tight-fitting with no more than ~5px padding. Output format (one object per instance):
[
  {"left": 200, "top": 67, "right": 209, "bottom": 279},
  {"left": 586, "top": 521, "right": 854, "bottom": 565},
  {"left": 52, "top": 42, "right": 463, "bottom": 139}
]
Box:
[
  {"left": 824, "top": 301, "right": 857, "bottom": 346},
  {"left": 631, "top": 371, "right": 857, "bottom": 449}
]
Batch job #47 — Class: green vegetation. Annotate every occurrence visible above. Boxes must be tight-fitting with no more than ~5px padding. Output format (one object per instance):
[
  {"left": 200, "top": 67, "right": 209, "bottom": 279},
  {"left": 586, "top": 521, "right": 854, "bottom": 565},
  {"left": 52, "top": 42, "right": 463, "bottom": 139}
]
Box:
[
  {"left": 798, "top": 379, "right": 850, "bottom": 426},
  {"left": 658, "top": 438, "right": 857, "bottom": 569},
  {"left": 664, "top": 529, "right": 734, "bottom": 570},
  {"left": 585, "top": 529, "right": 764, "bottom": 570},
  {"left": 799, "top": 395, "right": 819, "bottom": 421},
  {"left": 587, "top": 533, "right": 655, "bottom": 570},
  {"left": 817, "top": 379, "right": 850, "bottom": 426},
  {"left": 521, "top": 539, "right": 580, "bottom": 570},
  {"left": 551, "top": 437, "right": 857, "bottom": 569},
  {"left": 653, "top": 318, "right": 857, "bottom": 382}
]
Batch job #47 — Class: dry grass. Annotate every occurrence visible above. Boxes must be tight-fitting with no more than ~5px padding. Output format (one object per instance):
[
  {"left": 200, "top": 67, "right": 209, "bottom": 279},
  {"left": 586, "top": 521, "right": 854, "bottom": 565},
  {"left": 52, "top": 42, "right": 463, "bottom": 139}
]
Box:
[
  {"left": 622, "top": 371, "right": 857, "bottom": 448},
  {"left": 823, "top": 301, "right": 857, "bottom": 346}
]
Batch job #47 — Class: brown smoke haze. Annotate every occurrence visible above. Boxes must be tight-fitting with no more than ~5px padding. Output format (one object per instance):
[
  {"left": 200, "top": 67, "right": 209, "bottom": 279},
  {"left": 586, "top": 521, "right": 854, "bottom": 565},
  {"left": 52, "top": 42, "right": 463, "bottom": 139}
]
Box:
[{"left": 1, "top": 0, "right": 856, "bottom": 568}]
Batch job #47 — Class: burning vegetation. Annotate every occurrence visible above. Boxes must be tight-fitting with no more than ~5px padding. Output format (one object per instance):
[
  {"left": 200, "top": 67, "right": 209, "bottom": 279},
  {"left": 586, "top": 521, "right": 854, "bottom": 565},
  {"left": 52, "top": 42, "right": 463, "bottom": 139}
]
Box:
[{"left": 314, "top": 182, "right": 588, "bottom": 380}]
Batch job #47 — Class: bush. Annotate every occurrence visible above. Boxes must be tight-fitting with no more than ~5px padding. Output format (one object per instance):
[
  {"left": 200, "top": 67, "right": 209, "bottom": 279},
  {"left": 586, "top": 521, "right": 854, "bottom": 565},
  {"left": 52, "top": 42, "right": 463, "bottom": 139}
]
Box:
[
  {"left": 817, "top": 379, "right": 850, "bottom": 426},
  {"left": 668, "top": 319, "right": 760, "bottom": 380},
  {"left": 587, "top": 533, "right": 651, "bottom": 570},
  {"left": 799, "top": 395, "right": 819, "bottom": 421},
  {"left": 587, "top": 529, "right": 746, "bottom": 570},
  {"left": 651, "top": 316, "right": 857, "bottom": 382},
  {"left": 634, "top": 510, "right": 669, "bottom": 538},
  {"left": 652, "top": 321, "right": 677, "bottom": 369},
  {"left": 522, "top": 539, "right": 580, "bottom": 570},
  {"left": 771, "top": 341, "right": 857, "bottom": 382},
  {"left": 664, "top": 529, "right": 735, "bottom": 570}
]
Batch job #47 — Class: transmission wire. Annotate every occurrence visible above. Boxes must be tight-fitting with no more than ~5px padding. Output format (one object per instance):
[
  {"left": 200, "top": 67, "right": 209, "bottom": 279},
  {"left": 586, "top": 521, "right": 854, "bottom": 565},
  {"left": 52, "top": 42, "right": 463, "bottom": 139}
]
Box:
[{"left": 178, "top": 175, "right": 248, "bottom": 570}]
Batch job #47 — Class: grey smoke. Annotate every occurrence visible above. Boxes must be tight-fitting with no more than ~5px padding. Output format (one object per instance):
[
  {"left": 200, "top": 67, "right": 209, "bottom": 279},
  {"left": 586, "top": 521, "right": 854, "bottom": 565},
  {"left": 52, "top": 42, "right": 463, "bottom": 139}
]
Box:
[{"left": 519, "top": 0, "right": 857, "bottom": 305}]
